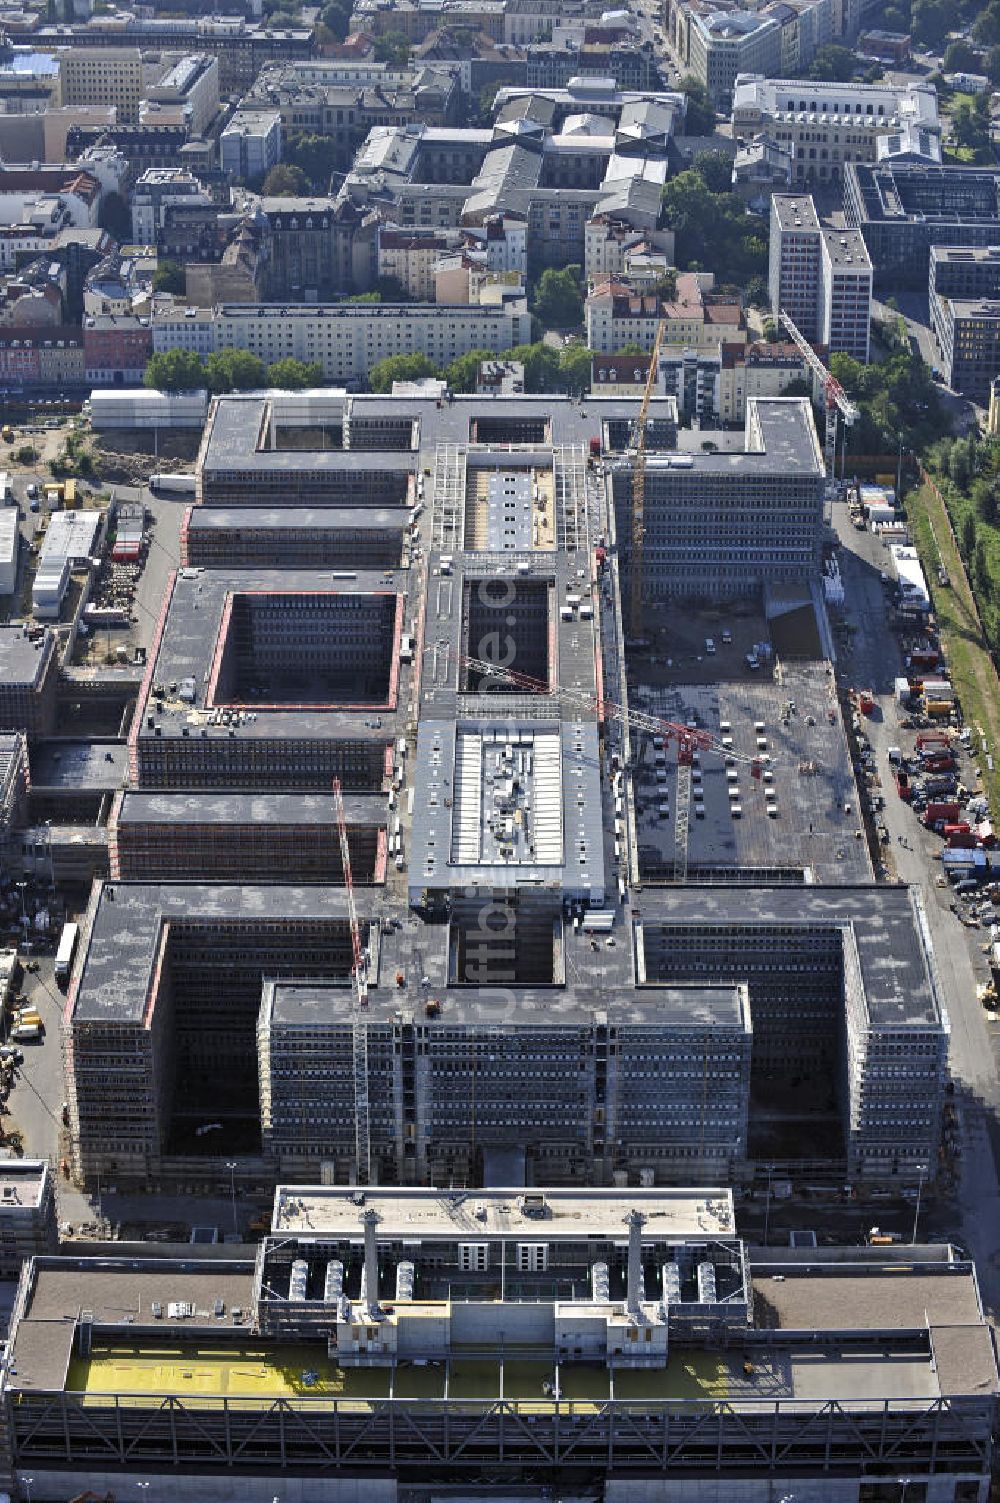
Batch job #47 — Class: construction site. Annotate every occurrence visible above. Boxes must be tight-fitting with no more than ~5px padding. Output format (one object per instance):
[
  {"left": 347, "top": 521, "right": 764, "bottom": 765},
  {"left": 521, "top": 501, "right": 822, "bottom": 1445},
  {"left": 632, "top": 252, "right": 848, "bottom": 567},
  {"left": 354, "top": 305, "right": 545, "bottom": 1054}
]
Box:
[
  {"left": 51, "top": 383, "right": 949, "bottom": 1198},
  {"left": 0, "top": 1185, "right": 995, "bottom": 1503}
]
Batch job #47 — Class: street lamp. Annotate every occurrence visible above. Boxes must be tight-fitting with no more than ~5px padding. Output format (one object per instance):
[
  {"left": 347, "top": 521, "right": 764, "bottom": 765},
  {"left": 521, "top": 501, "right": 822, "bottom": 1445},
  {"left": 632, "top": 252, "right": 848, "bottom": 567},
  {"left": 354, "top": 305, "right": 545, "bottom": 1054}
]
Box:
[
  {"left": 763, "top": 1162, "right": 774, "bottom": 1248},
  {"left": 910, "top": 1167, "right": 928, "bottom": 1246},
  {"left": 23, "top": 1476, "right": 33, "bottom": 1503},
  {"left": 226, "top": 1160, "right": 238, "bottom": 1236}
]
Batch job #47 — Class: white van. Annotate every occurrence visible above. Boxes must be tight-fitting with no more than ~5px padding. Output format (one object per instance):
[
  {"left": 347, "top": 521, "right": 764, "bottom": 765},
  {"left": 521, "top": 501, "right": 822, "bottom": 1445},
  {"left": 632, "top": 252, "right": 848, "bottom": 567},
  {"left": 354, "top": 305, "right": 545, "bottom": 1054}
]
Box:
[{"left": 705, "top": 638, "right": 716, "bottom": 655}]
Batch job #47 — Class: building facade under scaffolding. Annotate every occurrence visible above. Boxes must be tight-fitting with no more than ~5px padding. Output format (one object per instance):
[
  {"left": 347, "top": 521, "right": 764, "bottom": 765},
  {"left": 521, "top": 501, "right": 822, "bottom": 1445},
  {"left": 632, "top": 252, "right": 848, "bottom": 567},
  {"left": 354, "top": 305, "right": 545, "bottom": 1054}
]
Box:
[{"left": 0, "top": 1186, "right": 995, "bottom": 1503}]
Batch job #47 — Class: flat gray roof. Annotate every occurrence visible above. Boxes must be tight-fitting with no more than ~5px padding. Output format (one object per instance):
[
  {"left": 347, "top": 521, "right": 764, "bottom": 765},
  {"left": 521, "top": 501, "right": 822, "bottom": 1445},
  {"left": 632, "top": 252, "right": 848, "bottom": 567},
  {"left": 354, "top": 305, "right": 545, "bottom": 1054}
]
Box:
[
  {"left": 753, "top": 1268, "right": 983, "bottom": 1332},
  {"left": 116, "top": 791, "right": 386, "bottom": 826},
  {"left": 645, "top": 399, "right": 823, "bottom": 479},
  {"left": 11, "top": 1259, "right": 255, "bottom": 1393},
  {"left": 186, "top": 505, "right": 411, "bottom": 531},
  {"left": 641, "top": 885, "right": 944, "bottom": 1029},
  {"left": 821, "top": 227, "right": 872, "bottom": 269},
  {"left": 140, "top": 566, "right": 408, "bottom": 743},
  {"left": 70, "top": 881, "right": 363, "bottom": 1025},
  {"left": 772, "top": 194, "right": 820, "bottom": 231},
  {"left": 0, "top": 627, "right": 52, "bottom": 688},
  {"left": 272, "top": 1185, "right": 735, "bottom": 1238},
  {"left": 31, "top": 741, "right": 127, "bottom": 791},
  {"left": 263, "top": 975, "right": 750, "bottom": 1030}
]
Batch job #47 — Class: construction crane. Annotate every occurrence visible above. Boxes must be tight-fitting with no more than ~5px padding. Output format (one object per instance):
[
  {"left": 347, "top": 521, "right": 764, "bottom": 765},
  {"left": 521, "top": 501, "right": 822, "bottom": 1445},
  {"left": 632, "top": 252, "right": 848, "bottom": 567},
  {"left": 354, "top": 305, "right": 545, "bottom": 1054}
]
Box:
[
  {"left": 333, "top": 777, "right": 370, "bottom": 1186},
  {"left": 629, "top": 317, "right": 667, "bottom": 641},
  {"left": 462, "top": 655, "right": 760, "bottom": 766},
  {"left": 778, "top": 308, "right": 860, "bottom": 481}
]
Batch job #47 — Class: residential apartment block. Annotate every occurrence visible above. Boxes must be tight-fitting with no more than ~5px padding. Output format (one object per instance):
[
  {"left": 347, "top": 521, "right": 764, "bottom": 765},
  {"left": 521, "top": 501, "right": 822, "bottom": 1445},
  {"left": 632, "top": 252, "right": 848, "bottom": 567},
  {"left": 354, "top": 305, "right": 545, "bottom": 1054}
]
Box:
[
  {"left": 151, "top": 294, "right": 531, "bottom": 384},
  {"left": 586, "top": 273, "right": 744, "bottom": 354}
]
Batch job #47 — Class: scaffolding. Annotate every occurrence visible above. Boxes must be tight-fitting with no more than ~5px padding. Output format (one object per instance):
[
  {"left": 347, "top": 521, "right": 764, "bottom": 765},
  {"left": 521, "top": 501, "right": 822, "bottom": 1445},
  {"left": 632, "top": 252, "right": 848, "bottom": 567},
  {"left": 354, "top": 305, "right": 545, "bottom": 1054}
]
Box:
[{"left": 333, "top": 778, "right": 370, "bottom": 1186}]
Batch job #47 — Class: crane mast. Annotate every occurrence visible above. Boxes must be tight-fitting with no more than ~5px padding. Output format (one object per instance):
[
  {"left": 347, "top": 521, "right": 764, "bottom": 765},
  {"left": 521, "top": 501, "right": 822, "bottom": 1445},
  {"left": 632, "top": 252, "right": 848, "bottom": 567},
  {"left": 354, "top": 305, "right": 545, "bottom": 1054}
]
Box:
[
  {"left": 333, "top": 777, "right": 370, "bottom": 1185},
  {"left": 778, "top": 309, "right": 860, "bottom": 481},
  {"left": 461, "top": 655, "right": 760, "bottom": 765},
  {"left": 629, "top": 317, "right": 667, "bottom": 641}
]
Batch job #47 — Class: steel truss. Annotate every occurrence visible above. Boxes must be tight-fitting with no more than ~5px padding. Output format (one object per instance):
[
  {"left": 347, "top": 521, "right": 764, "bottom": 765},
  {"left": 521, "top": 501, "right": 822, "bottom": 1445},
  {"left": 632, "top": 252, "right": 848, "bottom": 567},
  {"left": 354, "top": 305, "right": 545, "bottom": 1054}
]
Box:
[{"left": 9, "top": 1391, "right": 992, "bottom": 1478}]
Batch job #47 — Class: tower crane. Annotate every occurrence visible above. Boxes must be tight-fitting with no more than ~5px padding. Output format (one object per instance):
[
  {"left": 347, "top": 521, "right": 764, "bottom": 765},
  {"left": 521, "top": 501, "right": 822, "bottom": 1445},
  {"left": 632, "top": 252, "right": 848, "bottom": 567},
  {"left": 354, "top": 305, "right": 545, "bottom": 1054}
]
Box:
[
  {"left": 461, "top": 655, "right": 761, "bottom": 766},
  {"left": 778, "top": 309, "right": 860, "bottom": 482},
  {"left": 629, "top": 317, "right": 667, "bottom": 641},
  {"left": 333, "top": 777, "right": 370, "bottom": 1185}
]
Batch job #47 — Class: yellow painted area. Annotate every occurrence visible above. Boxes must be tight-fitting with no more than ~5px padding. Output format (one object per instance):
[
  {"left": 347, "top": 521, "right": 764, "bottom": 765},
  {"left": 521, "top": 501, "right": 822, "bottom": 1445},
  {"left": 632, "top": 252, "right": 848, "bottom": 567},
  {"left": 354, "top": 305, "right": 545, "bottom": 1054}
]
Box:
[
  {"left": 615, "top": 1352, "right": 732, "bottom": 1402},
  {"left": 67, "top": 1345, "right": 390, "bottom": 1407},
  {"left": 65, "top": 1344, "right": 733, "bottom": 1413}
]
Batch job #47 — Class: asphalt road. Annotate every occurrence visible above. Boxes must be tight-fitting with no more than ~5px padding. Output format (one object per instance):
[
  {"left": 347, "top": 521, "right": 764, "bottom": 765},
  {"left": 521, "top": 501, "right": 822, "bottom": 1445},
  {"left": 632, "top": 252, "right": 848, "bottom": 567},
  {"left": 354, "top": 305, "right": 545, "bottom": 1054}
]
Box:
[{"left": 832, "top": 501, "right": 1000, "bottom": 1315}]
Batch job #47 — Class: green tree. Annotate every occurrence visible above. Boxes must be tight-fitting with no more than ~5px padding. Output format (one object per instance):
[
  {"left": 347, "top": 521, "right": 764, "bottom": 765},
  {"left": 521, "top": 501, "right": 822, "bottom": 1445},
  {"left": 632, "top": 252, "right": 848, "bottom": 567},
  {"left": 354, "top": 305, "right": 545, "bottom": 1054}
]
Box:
[
  {"left": 954, "top": 91, "right": 990, "bottom": 150},
  {"left": 285, "top": 131, "right": 340, "bottom": 189},
  {"left": 14, "top": 445, "right": 37, "bottom": 465},
  {"left": 374, "top": 30, "right": 410, "bottom": 64},
  {"left": 144, "top": 349, "right": 207, "bottom": 392},
  {"left": 445, "top": 348, "right": 496, "bottom": 393},
  {"left": 614, "top": 341, "right": 648, "bottom": 356},
  {"left": 960, "top": 510, "right": 978, "bottom": 559},
  {"left": 478, "top": 82, "right": 501, "bottom": 122},
  {"left": 153, "top": 259, "right": 185, "bottom": 295},
  {"left": 320, "top": 0, "right": 351, "bottom": 37},
  {"left": 506, "top": 342, "right": 561, "bottom": 392},
  {"left": 267, "top": 357, "right": 325, "bottom": 389},
  {"left": 368, "top": 353, "right": 441, "bottom": 392},
  {"left": 950, "top": 435, "right": 974, "bottom": 489},
  {"left": 261, "top": 162, "right": 309, "bottom": 196},
  {"left": 987, "top": 44, "right": 1000, "bottom": 82},
  {"left": 348, "top": 290, "right": 382, "bottom": 303},
  {"left": 678, "top": 75, "right": 715, "bottom": 135},
  {"left": 943, "top": 38, "right": 978, "bottom": 72},
  {"left": 807, "top": 43, "right": 857, "bottom": 81},
  {"left": 532, "top": 265, "right": 584, "bottom": 329},
  {"left": 205, "top": 349, "right": 267, "bottom": 393},
  {"left": 745, "top": 274, "right": 769, "bottom": 310},
  {"left": 911, "top": 0, "right": 950, "bottom": 47},
  {"left": 661, "top": 169, "right": 766, "bottom": 276},
  {"left": 973, "top": 6, "right": 1000, "bottom": 45},
  {"left": 558, "top": 343, "right": 594, "bottom": 397},
  {"left": 973, "top": 476, "right": 999, "bottom": 524},
  {"left": 691, "top": 149, "right": 732, "bottom": 193}
]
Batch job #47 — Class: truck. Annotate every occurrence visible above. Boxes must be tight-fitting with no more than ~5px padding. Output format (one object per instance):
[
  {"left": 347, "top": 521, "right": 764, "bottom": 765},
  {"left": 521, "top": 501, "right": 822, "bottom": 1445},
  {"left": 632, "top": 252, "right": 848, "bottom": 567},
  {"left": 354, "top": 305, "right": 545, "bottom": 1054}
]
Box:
[
  {"left": 11, "top": 1021, "right": 40, "bottom": 1043},
  {"left": 922, "top": 754, "right": 956, "bottom": 773},
  {"left": 149, "top": 473, "right": 197, "bottom": 495},
  {"left": 908, "top": 648, "right": 940, "bottom": 671},
  {"left": 54, "top": 921, "right": 79, "bottom": 986},
  {"left": 916, "top": 730, "right": 951, "bottom": 749},
  {"left": 896, "top": 770, "right": 913, "bottom": 801},
  {"left": 923, "top": 800, "right": 961, "bottom": 830}
]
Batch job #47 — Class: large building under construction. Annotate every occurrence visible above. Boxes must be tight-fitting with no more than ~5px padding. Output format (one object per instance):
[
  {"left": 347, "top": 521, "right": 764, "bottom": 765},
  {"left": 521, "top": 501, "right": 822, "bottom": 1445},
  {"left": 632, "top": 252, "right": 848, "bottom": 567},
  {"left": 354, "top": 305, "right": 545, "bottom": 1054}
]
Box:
[
  {"left": 62, "top": 388, "right": 950, "bottom": 1195},
  {"left": 0, "top": 1186, "right": 995, "bottom": 1503}
]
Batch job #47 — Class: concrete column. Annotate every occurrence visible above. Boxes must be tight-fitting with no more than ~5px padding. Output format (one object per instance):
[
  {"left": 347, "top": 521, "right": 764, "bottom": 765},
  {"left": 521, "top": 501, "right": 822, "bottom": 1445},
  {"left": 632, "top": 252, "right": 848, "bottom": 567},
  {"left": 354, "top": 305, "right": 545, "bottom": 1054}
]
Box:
[
  {"left": 362, "top": 1207, "right": 380, "bottom": 1313},
  {"left": 625, "top": 1208, "right": 644, "bottom": 1314}
]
